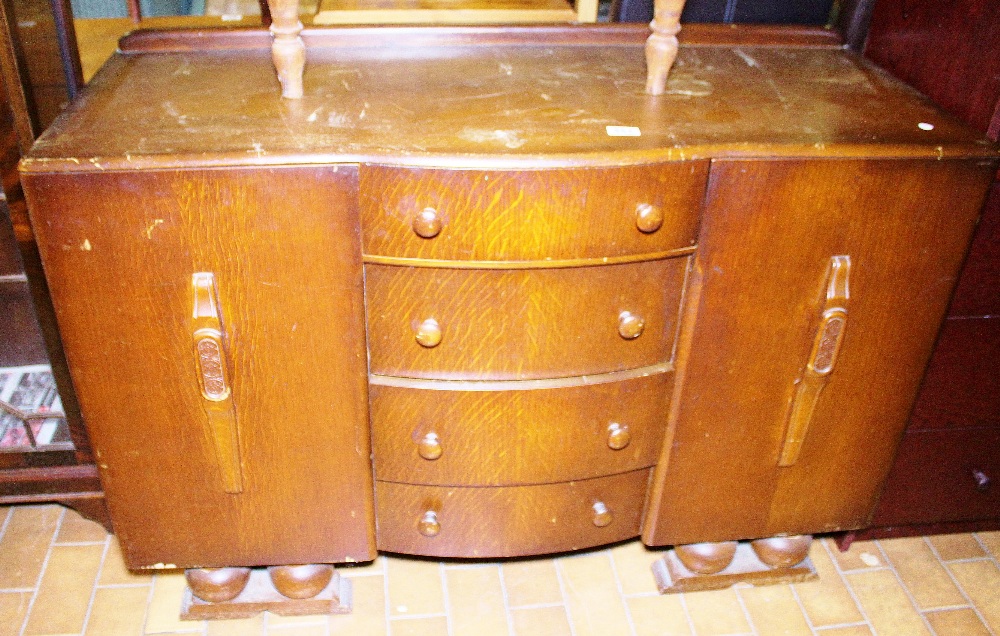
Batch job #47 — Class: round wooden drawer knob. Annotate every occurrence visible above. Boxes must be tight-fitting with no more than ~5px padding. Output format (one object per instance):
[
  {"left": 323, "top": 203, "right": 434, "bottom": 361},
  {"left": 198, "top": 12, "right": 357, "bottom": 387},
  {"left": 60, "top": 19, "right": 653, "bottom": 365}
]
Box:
[
  {"left": 418, "top": 432, "right": 443, "bottom": 460},
  {"left": 415, "top": 318, "right": 442, "bottom": 348},
  {"left": 635, "top": 203, "right": 663, "bottom": 233},
  {"left": 413, "top": 207, "right": 442, "bottom": 238},
  {"left": 418, "top": 511, "right": 441, "bottom": 537},
  {"left": 607, "top": 423, "right": 631, "bottom": 450},
  {"left": 972, "top": 469, "right": 991, "bottom": 492},
  {"left": 618, "top": 311, "right": 645, "bottom": 339},
  {"left": 592, "top": 501, "right": 613, "bottom": 527},
  {"left": 185, "top": 567, "right": 251, "bottom": 603},
  {"left": 268, "top": 564, "right": 334, "bottom": 600}
]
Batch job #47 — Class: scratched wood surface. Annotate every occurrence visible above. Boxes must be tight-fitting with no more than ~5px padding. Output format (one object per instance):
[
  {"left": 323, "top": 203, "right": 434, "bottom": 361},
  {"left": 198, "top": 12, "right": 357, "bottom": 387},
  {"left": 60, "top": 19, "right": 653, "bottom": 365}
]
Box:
[
  {"left": 20, "top": 166, "right": 377, "bottom": 568},
  {"left": 370, "top": 370, "right": 671, "bottom": 486},
  {"left": 365, "top": 257, "right": 687, "bottom": 380},
  {"left": 360, "top": 163, "right": 704, "bottom": 264},
  {"left": 22, "top": 26, "right": 995, "bottom": 173},
  {"left": 375, "top": 468, "right": 650, "bottom": 557}
]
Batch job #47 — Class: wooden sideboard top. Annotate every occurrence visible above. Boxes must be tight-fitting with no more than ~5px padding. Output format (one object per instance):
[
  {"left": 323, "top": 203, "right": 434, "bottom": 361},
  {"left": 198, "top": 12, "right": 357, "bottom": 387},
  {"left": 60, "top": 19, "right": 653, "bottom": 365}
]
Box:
[{"left": 23, "top": 24, "right": 997, "bottom": 172}]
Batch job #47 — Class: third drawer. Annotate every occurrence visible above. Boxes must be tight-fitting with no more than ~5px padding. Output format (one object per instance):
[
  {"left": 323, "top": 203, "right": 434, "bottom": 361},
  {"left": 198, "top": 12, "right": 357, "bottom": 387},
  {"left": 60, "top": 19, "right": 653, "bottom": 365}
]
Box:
[{"left": 370, "top": 369, "right": 672, "bottom": 486}]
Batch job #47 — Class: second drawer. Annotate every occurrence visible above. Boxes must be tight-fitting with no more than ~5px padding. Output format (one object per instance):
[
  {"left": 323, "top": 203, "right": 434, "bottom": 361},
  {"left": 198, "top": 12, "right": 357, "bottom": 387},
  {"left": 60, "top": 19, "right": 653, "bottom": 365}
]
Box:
[
  {"left": 371, "top": 369, "right": 672, "bottom": 486},
  {"left": 366, "top": 257, "right": 688, "bottom": 380}
]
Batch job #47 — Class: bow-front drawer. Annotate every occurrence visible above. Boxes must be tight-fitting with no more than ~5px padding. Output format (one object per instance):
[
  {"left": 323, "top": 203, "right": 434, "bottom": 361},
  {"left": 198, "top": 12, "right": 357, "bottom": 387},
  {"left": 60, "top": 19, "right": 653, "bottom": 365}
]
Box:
[
  {"left": 374, "top": 469, "right": 650, "bottom": 557},
  {"left": 365, "top": 257, "right": 688, "bottom": 380},
  {"left": 370, "top": 369, "right": 672, "bottom": 486},
  {"left": 360, "top": 163, "right": 706, "bottom": 265}
]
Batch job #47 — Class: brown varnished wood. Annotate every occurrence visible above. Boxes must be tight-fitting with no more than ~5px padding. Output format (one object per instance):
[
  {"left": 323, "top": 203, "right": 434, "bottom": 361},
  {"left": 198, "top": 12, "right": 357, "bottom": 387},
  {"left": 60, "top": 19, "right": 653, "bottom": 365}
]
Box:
[
  {"left": 21, "top": 166, "right": 376, "bottom": 568},
  {"left": 370, "top": 370, "right": 672, "bottom": 486},
  {"left": 374, "top": 469, "right": 650, "bottom": 557},
  {"left": 643, "top": 158, "right": 996, "bottom": 546},
  {"left": 115, "top": 24, "right": 844, "bottom": 54},
  {"left": 360, "top": 164, "right": 704, "bottom": 264},
  {"left": 365, "top": 258, "right": 686, "bottom": 380},
  {"left": 24, "top": 36, "right": 994, "bottom": 175}
]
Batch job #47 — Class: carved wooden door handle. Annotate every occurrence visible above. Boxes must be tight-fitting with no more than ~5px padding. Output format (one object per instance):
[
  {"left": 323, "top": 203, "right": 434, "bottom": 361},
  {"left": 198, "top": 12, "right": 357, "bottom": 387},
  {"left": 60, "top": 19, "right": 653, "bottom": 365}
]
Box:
[
  {"left": 192, "top": 272, "right": 244, "bottom": 493},
  {"left": 778, "top": 256, "right": 850, "bottom": 467}
]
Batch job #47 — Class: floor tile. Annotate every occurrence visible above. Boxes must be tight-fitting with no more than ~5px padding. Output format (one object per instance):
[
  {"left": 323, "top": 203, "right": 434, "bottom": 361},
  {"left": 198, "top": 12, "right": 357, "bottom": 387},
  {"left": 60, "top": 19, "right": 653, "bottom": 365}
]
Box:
[
  {"left": 0, "top": 591, "right": 32, "bottom": 636},
  {"left": 98, "top": 539, "right": 152, "bottom": 586},
  {"left": 205, "top": 615, "right": 264, "bottom": 635},
  {"left": 827, "top": 539, "right": 885, "bottom": 572},
  {"left": 56, "top": 508, "right": 110, "bottom": 544},
  {"left": 145, "top": 571, "right": 203, "bottom": 634},
  {"left": 385, "top": 557, "right": 445, "bottom": 617},
  {"left": 86, "top": 586, "right": 152, "bottom": 636},
  {"left": 0, "top": 505, "right": 61, "bottom": 589},
  {"left": 947, "top": 560, "right": 1000, "bottom": 632},
  {"left": 682, "top": 587, "right": 752, "bottom": 636},
  {"left": 626, "top": 594, "right": 690, "bottom": 636},
  {"left": 923, "top": 608, "right": 991, "bottom": 636},
  {"left": 927, "top": 534, "right": 987, "bottom": 562},
  {"left": 975, "top": 531, "right": 1000, "bottom": 560},
  {"left": 609, "top": 540, "right": 663, "bottom": 596},
  {"left": 558, "top": 552, "right": 631, "bottom": 636},
  {"left": 23, "top": 543, "right": 104, "bottom": 636},
  {"left": 501, "top": 558, "right": 563, "bottom": 608},
  {"left": 813, "top": 626, "right": 872, "bottom": 635},
  {"left": 389, "top": 616, "right": 449, "bottom": 636},
  {"left": 445, "top": 566, "right": 508, "bottom": 636},
  {"left": 739, "top": 584, "right": 812, "bottom": 635},
  {"left": 268, "top": 624, "right": 327, "bottom": 636},
  {"left": 877, "top": 537, "right": 966, "bottom": 609},
  {"left": 266, "top": 612, "right": 328, "bottom": 628},
  {"left": 844, "top": 569, "right": 930, "bottom": 636},
  {"left": 329, "top": 574, "right": 387, "bottom": 635},
  {"left": 794, "top": 541, "right": 865, "bottom": 628},
  {"left": 510, "top": 606, "right": 573, "bottom": 636}
]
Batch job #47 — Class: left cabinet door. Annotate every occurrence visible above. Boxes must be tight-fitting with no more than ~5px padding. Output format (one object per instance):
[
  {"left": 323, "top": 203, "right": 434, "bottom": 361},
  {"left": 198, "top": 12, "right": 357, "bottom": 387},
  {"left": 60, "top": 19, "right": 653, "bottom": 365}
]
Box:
[{"left": 21, "top": 166, "right": 376, "bottom": 568}]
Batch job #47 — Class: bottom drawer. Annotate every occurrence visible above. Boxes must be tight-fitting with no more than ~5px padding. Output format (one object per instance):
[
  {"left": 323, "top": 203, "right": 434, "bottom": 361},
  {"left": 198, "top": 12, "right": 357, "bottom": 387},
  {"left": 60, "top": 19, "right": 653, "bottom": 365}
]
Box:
[
  {"left": 871, "top": 428, "right": 1000, "bottom": 526},
  {"left": 375, "top": 469, "right": 651, "bottom": 557}
]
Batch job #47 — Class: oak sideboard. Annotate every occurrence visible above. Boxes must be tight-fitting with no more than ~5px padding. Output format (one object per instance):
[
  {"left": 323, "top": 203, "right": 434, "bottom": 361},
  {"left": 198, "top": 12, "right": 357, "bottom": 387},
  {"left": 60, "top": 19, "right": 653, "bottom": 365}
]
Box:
[{"left": 18, "top": 23, "right": 998, "bottom": 602}]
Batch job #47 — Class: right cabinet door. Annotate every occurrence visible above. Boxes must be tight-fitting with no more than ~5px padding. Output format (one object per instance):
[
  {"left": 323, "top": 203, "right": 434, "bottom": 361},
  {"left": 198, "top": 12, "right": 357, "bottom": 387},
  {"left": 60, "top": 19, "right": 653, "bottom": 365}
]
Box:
[{"left": 642, "top": 158, "right": 996, "bottom": 546}]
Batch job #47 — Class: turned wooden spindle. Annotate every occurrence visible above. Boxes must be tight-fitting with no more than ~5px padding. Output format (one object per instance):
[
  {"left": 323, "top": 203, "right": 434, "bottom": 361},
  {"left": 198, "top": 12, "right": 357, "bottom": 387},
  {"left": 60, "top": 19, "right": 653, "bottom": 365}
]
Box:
[
  {"left": 266, "top": 0, "right": 305, "bottom": 99},
  {"left": 645, "top": 0, "right": 687, "bottom": 95}
]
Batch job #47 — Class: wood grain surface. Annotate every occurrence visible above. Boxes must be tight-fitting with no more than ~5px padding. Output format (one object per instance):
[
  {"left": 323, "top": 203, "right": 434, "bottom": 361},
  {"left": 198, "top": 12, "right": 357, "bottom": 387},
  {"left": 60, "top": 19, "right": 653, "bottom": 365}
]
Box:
[
  {"left": 21, "top": 166, "right": 377, "bottom": 568},
  {"left": 23, "top": 34, "right": 995, "bottom": 173},
  {"left": 643, "top": 158, "right": 996, "bottom": 546},
  {"left": 360, "top": 163, "right": 704, "bottom": 264},
  {"left": 375, "top": 469, "right": 650, "bottom": 557},
  {"left": 365, "top": 257, "right": 687, "bottom": 380},
  {"left": 370, "top": 370, "right": 672, "bottom": 486}
]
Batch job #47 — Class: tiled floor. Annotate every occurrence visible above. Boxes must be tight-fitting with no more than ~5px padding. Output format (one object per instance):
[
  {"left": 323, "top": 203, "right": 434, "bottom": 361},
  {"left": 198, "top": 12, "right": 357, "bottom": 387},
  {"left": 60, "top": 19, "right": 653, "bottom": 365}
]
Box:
[{"left": 1, "top": 505, "right": 999, "bottom": 635}]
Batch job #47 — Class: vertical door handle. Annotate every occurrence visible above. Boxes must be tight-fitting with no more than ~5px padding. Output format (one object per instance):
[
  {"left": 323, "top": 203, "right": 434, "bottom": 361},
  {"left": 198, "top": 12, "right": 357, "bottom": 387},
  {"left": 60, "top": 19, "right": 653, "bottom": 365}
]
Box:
[
  {"left": 192, "top": 272, "right": 244, "bottom": 493},
  {"left": 778, "top": 256, "right": 850, "bottom": 467}
]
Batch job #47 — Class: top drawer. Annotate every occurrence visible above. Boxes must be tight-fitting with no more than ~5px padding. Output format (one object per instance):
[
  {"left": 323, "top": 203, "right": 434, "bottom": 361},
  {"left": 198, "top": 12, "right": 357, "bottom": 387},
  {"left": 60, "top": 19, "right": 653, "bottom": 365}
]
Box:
[{"left": 360, "top": 163, "right": 707, "bottom": 263}]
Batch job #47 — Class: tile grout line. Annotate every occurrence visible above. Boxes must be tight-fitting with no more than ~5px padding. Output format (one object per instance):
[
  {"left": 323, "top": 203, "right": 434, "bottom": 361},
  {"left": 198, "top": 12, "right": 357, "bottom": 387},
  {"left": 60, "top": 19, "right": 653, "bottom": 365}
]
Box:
[
  {"left": 786, "top": 580, "right": 819, "bottom": 634},
  {"left": 495, "top": 562, "right": 516, "bottom": 636},
  {"left": 820, "top": 538, "right": 876, "bottom": 635},
  {"left": 140, "top": 578, "right": 155, "bottom": 636},
  {"left": 675, "top": 591, "right": 698, "bottom": 636},
  {"left": 731, "top": 585, "right": 761, "bottom": 636},
  {"left": 381, "top": 557, "right": 392, "bottom": 636},
  {"left": 78, "top": 533, "right": 113, "bottom": 635},
  {"left": 870, "top": 538, "right": 937, "bottom": 635},
  {"left": 0, "top": 506, "right": 12, "bottom": 545},
  {"left": 603, "top": 548, "right": 639, "bottom": 636},
  {"left": 439, "top": 561, "right": 453, "bottom": 636},
  {"left": 923, "top": 536, "right": 998, "bottom": 636},
  {"left": 812, "top": 621, "right": 874, "bottom": 632},
  {"left": 552, "top": 556, "right": 579, "bottom": 636},
  {"left": 18, "top": 505, "right": 66, "bottom": 636}
]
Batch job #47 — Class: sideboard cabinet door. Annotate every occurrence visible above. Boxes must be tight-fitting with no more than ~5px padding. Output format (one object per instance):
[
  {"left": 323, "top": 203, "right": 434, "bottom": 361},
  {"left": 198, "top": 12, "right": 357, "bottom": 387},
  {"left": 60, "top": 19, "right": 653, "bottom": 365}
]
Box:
[
  {"left": 22, "top": 166, "right": 376, "bottom": 568},
  {"left": 643, "top": 158, "right": 996, "bottom": 546}
]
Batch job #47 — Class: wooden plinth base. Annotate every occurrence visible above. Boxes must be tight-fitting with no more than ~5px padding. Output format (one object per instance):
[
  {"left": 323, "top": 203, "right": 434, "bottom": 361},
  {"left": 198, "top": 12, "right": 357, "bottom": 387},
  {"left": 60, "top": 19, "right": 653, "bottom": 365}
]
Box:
[
  {"left": 181, "top": 569, "right": 352, "bottom": 620},
  {"left": 652, "top": 542, "right": 817, "bottom": 594}
]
